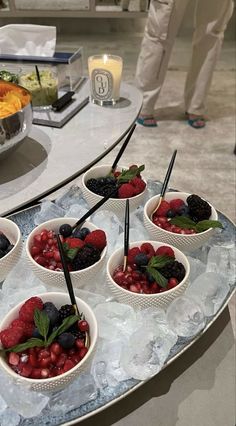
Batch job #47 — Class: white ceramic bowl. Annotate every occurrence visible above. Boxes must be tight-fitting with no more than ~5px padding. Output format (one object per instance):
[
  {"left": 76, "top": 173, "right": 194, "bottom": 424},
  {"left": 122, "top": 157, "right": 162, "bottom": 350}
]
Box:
[
  {"left": 0, "top": 217, "right": 23, "bottom": 281},
  {"left": 25, "top": 218, "right": 107, "bottom": 289},
  {"left": 81, "top": 164, "right": 147, "bottom": 218},
  {"left": 0, "top": 292, "right": 98, "bottom": 392},
  {"left": 143, "top": 192, "right": 218, "bottom": 252},
  {"left": 106, "top": 241, "right": 190, "bottom": 309}
]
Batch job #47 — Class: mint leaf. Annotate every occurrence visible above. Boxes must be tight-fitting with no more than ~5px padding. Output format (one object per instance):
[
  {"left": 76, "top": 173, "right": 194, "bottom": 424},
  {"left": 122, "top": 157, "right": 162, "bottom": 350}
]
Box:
[
  {"left": 62, "top": 242, "right": 69, "bottom": 252},
  {"left": 170, "top": 216, "right": 197, "bottom": 230},
  {"left": 146, "top": 266, "right": 168, "bottom": 288},
  {"left": 34, "top": 309, "right": 49, "bottom": 341},
  {"left": 6, "top": 338, "right": 44, "bottom": 353},
  {"left": 66, "top": 247, "right": 79, "bottom": 261},
  {"left": 117, "top": 165, "right": 145, "bottom": 183},
  {"left": 196, "top": 220, "right": 223, "bottom": 233},
  {"left": 148, "top": 255, "right": 173, "bottom": 269},
  {"left": 46, "top": 315, "right": 79, "bottom": 346}
]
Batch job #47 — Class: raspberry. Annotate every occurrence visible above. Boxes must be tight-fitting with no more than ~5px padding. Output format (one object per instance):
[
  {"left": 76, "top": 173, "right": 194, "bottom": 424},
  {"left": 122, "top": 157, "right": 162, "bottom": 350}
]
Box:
[
  {"left": 127, "top": 247, "right": 141, "bottom": 264},
  {"left": 155, "top": 246, "right": 175, "bottom": 258},
  {"left": 118, "top": 183, "right": 135, "bottom": 199},
  {"left": 10, "top": 319, "right": 34, "bottom": 338},
  {"left": 84, "top": 230, "right": 106, "bottom": 251},
  {"left": 19, "top": 296, "right": 43, "bottom": 323},
  {"left": 114, "top": 171, "right": 121, "bottom": 178},
  {"left": 0, "top": 327, "right": 24, "bottom": 349},
  {"left": 140, "top": 243, "right": 155, "bottom": 259},
  {"left": 65, "top": 238, "right": 85, "bottom": 249},
  {"left": 155, "top": 200, "right": 171, "bottom": 216},
  {"left": 130, "top": 177, "right": 146, "bottom": 195},
  {"left": 169, "top": 199, "right": 185, "bottom": 213}
]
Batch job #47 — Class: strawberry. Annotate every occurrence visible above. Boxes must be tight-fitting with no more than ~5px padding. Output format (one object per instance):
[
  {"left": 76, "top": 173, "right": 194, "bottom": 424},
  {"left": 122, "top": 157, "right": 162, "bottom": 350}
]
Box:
[
  {"left": 127, "top": 247, "right": 141, "bottom": 264},
  {"left": 84, "top": 230, "right": 106, "bottom": 251},
  {"left": 130, "top": 177, "right": 146, "bottom": 195},
  {"left": 0, "top": 327, "right": 24, "bottom": 349},
  {"left": 140, "top": 243, "right": 155, "bottom": 259},
  {"left": 155, "top": 246, "right": 175, "bottom": 258},
  {"left": 118, "top": 183, "right": 135, "bottom": 199},
  {"left": 154, "top": 200, "right": 171, "bottom": 217},
  {"left": 19, "top": 296, "right": 43, "bottom": 323},
  {"left": 169, "top": 199, "right": 185, "bottom": 212},
  {"left": 66, "top": 238, "right": 84, "bottom": 249}
]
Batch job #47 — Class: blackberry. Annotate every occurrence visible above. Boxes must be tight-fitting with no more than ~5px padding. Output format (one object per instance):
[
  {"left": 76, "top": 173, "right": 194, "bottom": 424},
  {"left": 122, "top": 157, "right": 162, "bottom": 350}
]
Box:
[
  {"left": 187, "top": 194, "right": 211, "bottom": 221},
  {"left": 159, "top": 260, "right": 186, "bottom": 282},
  {"left": 0, "top": 233, "right": 10, "bottom": 251},
  {"left": 71, "top": 244, "right": 101, "bottom": 270},
  {"left": 86, "top": 178, "right": 99, "bottom": 193},
  {"left": 43, "top": 302, "right": 60, "bottom": 326},
  {"left": 69, "top": 323, "right": 86, "bottom": 340},
  {"left": 86, "top": 177, "right": 118, "bottom": 198},
  {"left": 59, "top": 304, "right": 76, "bottom": 321}
]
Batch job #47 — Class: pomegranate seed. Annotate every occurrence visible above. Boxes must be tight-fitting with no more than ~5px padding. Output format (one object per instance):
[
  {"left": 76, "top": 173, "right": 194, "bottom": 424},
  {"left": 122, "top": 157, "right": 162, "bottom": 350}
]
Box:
[
  {"left": 129, "top": 284, "right": 139, "bottom": 293},
  {"left": 79, "top": 347, "right": 88, "bottom": 359},
  {"left": 34, "top": 255, "right": 48, "bottom": 267},
  {"left": 75, "top": 339, "right": 85, "bottom": 350},
  {"left": 113, "top": 271, "right": 126, "bottom": 285},
  {"left": 56, "top": 353, "right": 67, "bottom": 368},
  {"left": 48, "top": 238, "right": 54, "bottom": 246},
  {"left": 50, "top": 342, "right": 62, "bottom": 355},
  {"left": 39, "top": 357, "right": 51, "bottom": 368},
  {"left": 29, "top": 353, "right": 38, "bottom": 367},
  {"left": 41, "top": 368, "right": 50, "bottom": 378},
  {"left": 63, "top": 359, "right": 75, "bottom": 372},
  {"left": 159, "top": 216, "right": 168, "bottom": 224},
  {"left": 44, "top": 250, "right": 54, "bottom": 259},
  {"left": 34, "top": 234, "right": 42, "bottom": 244},
  {"left": 20, "top": 364, "right": 32, "bottom": 377},
  {"left": 8, "top": 352, "right": 20, "bottom": 366},
  {"left": 31, "top": 246, "right": 41, "bottom": 256},
  {"left": 78, "top": 320, "right": 89, "bottom": 332},
  {"left": 48, "top": 265, "right": 55, "bottom": 270},
  {"left": 71, "top": 354, "right": 81, "bottom": 365},
  {"left": 53, "top": 250, "right": 61, "bottom": 262},
  {"left": 30, "top": 368, "right": 42, "bottom": 379},
  {"left": 167, "top": 278, "right": 179, "bottom": 289},
  {"left": 50, "top": 352, "right": 57, "bottom": 363},
  {"left": 67, "top": 348, "right": 76, "bottom": 356},
  {"left": 38, "top": 349, "right": 50, "bottom": 360},
  {"left": 41, "top": 233, "right": 48, "bottom": 242}
]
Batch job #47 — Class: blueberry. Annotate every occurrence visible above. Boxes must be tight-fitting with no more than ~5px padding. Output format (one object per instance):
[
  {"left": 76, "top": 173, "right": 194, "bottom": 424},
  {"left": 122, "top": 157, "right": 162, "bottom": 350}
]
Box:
[
  {"left": 178, "top": 205, "right": 190, "bottom": 216},
  {"left": 32, "top": 328, "right": 42, "bottom": 338},
  {"left": 57, "top": 332, "right": 75, "bottom": 349},
  {"left": 134, "top": 253, "right": 149, "bottom": 267},
  {"left": 72, "top": 227, "right": 90, "bottom": 240},
  {"left": 4, "top": 244, "right": 14, "bottom": 254},
  {"left": 59, "top": 223, "right": 73, "bottom": 237},
  {"left": 0, "top": 233, "right": 10, "bottom": 251},
  {"left": 0, "top": 248, "right": 5, "bottom": 259},
  {"left": 166, "top": 209, "right": 176, "bottom": 218},
  {"left": 43, "top": 302, "right": 60, "bottom": 326}
]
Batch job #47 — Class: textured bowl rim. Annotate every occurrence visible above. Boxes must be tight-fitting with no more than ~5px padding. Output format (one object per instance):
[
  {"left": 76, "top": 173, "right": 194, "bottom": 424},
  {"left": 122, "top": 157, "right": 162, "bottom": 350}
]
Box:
[
  {"left": 106, "top": 240, "right": 190, "bottom": 299},
  {"left": 25, "top": 218, "right": 107, "bottom": 276},
  {"left": 144, "top": 192, "right": 218, "bottom": 237},
  {"left": 0, "top": 217, "right": 22, "bottom": 262},
  {"left": 82, "top": 164, "right": 147, "bottom": 200},
  {"left": 0, "top": 292, "right": 98, "bottom": 385}
]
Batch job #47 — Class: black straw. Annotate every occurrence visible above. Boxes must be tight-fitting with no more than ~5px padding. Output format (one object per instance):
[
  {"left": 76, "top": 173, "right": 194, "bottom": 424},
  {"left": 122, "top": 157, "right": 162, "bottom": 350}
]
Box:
[
  {"left": 123, "top": 199, "right": 130, "bottom": 271},
  {"left": 160, "top": 149, "right": 177, "bottom": 197},
  {"left": 111, "top": 123, "right": 136, "bottom": 173},
  {"left": 72, "top": 187, "right": 118, "bottom": 230},
  {"left": 35, "top": 65, "right": 42, "bottom": 87},
  {"left": 56, "top": 234, "right": 78, "bottom": 315}
]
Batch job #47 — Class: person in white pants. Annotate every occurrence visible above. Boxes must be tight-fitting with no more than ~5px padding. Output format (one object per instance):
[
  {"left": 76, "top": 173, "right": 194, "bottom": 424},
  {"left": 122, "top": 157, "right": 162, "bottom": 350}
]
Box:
[{"left": 135, "top": 0, "right": 234, "bottom": 128}]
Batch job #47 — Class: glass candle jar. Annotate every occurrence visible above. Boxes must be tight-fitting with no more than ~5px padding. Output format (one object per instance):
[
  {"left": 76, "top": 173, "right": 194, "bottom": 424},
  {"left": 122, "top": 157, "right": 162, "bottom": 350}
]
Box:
[{"left": 88, "top": 54, "right": 123, "bottom": 106}]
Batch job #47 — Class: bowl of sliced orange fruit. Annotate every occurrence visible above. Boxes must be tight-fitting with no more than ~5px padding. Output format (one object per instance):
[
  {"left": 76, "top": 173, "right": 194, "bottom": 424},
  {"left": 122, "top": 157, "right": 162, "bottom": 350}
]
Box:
[{"left": 0, "top": 80, "right": 32, "bottom": 160}]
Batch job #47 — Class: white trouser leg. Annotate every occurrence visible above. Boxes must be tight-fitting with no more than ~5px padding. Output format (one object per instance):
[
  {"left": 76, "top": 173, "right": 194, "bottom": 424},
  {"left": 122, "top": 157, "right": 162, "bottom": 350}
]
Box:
[
  {"left": 135, "top": 0, "right": 189, "bottom": 116},
  {"left": 184, "top": 0, "right": 234, "bottom": 115}
]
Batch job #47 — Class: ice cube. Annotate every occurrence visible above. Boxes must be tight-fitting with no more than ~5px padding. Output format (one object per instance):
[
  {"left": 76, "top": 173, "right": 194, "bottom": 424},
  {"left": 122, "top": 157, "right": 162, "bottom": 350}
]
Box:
[
  {"left": 0, "top": 372, "right": 49, "bottom": 418},
  {"left": 186, "top": 272, "right": 230, "bottom": 316},
  {"left": 120, "top": 323, "right": 177, "bottom": 380},
  {"left": 34, "top": 201, "right": 65, "bottom": 225},
  {"left": 47, "top": 373, "right": 97, "bottom": 414},
  {"left": 145, "top": 180, "right": 163, "bottom": 200},
  {"left": 187, "top": 256, "right": 206, "bottom": 285},
  {"left": 91, "top": 210, "right": 123, "bottom": 255},
  {"left": 206, "top": 245, "right": 236, "bottom": 287},
  {"left": 114, "top": 227, "right": 150, "bottom": 251},
  {"left": 0, "top": 394, "right": 7, "bottom": 414},
  {"left": 54, "top": 185, "right": 83, "bottom": 209},
  {"left": 166, "top": 296, "right": 206, "bottom": 337},
  {"left": 74, "top": 288, "right": 106, "bottom": 309},
  {"left": 135, "top": 306, "right": 167, "bottom": 327},
  {"left": 64, "top": 203, "right": 89, "bottom": 219},
  {"left": 0, "top": 409, "right": 21, "bottom": 426},
  {"left": 94, "top": 302, "right": 136, "bottom": 340}
]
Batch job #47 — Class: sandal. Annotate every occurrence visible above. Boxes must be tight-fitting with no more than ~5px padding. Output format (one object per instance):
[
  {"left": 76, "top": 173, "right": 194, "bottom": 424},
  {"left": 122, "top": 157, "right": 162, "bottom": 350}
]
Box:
[
  {"left": 186, "top": 112, "right": 206, "bottom": 129},
  {"left": 137, "top": 115, "right": 157, "bottom": 127}
]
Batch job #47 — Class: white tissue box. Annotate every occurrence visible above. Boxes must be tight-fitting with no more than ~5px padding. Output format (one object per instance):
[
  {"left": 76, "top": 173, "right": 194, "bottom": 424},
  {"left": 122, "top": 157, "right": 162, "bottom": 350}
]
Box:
[{"left": 0, "top": 47, "right": 84, "bottom": 91}]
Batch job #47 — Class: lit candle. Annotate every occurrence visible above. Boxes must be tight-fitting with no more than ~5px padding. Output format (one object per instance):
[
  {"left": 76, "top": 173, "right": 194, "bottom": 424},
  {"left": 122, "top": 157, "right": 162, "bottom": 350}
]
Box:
[{"left": 88, "top": 54, "right": 123, "bottom": 105}]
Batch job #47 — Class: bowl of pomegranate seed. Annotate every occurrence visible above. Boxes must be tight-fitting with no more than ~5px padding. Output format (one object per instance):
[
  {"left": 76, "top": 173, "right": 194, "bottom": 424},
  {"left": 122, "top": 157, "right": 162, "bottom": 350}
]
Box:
[
  {"left": 106, "top": 241, "right": 190, "bottom": 309},
  {"left": 0, "top": 292, "right": 98, "bottom": 391},
  {"left": 0, "top": 217, "right": 23, "bottom": 281},
  {"left": 81, "top": 164, "right": 147, "bottom": 218},
  {"left": 143, "top": 192, "right": 220, "bottom": 252},
  {"left": 25, "top": 218, "right": 107, "bottom": 289}
]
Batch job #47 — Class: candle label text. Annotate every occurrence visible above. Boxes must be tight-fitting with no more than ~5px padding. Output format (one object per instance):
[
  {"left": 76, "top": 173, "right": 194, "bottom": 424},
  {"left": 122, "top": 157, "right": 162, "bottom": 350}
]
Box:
[{"left": 91, "top": 69, "right": 113, "bottom": 100}]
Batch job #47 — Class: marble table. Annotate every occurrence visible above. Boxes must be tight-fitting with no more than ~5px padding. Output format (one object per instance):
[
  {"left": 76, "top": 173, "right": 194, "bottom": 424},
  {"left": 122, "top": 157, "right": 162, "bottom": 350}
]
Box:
[{"left": 0, "top": 81, "right": 142, "bottom": 216}]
